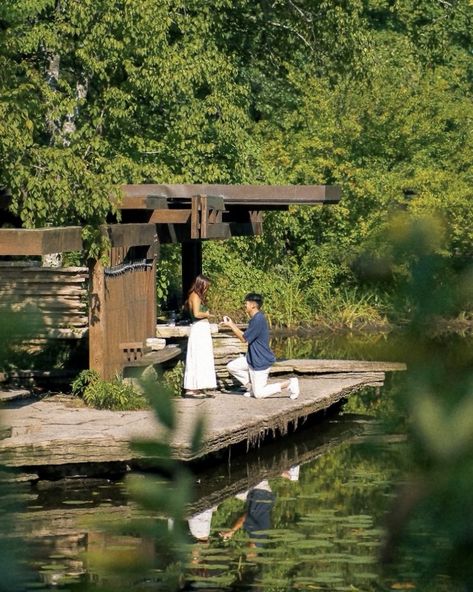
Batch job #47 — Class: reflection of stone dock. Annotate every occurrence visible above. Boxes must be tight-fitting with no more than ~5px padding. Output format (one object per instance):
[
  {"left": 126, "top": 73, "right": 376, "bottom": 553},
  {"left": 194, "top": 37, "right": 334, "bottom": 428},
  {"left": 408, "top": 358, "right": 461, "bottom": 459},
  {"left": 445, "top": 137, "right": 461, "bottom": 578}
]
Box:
[{"left": 0, "top": 359, "right": 405, "bottom": 471}]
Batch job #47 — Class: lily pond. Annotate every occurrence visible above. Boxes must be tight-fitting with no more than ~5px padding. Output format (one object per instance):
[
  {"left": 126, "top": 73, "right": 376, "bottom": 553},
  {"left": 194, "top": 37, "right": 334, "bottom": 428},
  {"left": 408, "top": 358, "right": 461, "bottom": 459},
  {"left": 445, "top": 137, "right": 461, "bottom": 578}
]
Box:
[{"left": 1, "top": 332, "right": 471, "bottom": 592}]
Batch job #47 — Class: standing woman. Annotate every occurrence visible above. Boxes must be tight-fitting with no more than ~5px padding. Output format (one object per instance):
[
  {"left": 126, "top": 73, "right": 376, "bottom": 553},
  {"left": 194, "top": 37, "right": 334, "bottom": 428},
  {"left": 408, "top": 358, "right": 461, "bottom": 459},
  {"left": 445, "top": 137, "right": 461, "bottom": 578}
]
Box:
[{"left": 183, "top": 274, "right": 217, "bottom": 398}]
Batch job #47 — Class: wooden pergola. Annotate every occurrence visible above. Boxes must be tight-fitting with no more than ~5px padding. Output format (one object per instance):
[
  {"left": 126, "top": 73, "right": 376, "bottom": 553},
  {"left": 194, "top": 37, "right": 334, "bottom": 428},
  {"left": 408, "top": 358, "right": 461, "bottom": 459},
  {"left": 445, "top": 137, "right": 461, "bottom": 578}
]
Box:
[{"left": 0, "top": 184, "right": 340, "bottom": 379}]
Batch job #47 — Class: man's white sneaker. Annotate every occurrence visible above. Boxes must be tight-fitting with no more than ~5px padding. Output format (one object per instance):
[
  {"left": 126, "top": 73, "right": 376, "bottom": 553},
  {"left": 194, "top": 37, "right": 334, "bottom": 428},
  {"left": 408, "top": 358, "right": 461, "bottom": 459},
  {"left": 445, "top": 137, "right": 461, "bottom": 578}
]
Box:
[
  {"left": 243, "top": 391, "right": 252, "bottom": 398},
  {"left": 289, "top": 377, "right": 300, "bottom": 400}
]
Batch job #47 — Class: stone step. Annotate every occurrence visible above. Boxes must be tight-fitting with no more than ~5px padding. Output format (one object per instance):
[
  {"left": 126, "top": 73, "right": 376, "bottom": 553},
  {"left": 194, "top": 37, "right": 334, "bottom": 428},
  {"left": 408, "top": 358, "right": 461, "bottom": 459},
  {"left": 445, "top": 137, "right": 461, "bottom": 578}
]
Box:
[{"left": 0, "top": 389, "right": 32, "bottom": 403}]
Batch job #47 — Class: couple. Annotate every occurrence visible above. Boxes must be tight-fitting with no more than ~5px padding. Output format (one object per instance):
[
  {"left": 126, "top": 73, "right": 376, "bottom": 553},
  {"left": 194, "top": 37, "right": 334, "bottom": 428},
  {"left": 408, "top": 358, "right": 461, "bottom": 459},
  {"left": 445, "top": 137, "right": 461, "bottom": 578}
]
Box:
[{"left": 183, "top": 274, "right": 300, "bottom": 400}]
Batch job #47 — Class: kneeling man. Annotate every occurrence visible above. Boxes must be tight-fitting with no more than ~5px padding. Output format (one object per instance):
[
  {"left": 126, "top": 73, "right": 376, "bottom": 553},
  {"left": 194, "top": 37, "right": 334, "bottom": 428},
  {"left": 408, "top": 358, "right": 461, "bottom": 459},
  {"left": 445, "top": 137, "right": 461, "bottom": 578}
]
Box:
[{"left": 221, "top": 293, "right": 299, "bottom": 400}]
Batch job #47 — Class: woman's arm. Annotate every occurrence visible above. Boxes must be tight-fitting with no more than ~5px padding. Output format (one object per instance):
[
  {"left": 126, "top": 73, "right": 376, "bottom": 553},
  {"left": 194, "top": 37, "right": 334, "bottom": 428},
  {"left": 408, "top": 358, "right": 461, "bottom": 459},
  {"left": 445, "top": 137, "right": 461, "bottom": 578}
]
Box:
[{"left": 189, "top": 292, "right": 210, "bottom": 319}]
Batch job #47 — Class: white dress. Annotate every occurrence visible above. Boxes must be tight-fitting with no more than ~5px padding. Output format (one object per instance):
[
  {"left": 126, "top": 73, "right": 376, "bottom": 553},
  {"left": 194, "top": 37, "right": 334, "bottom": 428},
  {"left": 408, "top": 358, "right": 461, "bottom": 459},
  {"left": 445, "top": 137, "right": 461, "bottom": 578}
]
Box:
[{"left": 184, "top": 319, "right": 217, "bottom": 390}]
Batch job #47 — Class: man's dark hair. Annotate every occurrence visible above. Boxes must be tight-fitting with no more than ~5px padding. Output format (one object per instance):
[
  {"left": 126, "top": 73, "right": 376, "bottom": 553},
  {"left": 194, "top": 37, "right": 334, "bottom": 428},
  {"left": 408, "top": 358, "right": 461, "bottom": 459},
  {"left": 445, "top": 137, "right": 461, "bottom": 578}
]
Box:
[{"left": 244, "top": 292, "right": 263, "bottom": 308}]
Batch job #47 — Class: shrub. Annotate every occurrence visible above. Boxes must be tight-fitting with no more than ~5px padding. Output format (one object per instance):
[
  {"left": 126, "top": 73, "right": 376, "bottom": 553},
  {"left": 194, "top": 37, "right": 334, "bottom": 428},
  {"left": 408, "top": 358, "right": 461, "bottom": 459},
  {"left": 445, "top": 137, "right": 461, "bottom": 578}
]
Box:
[
  {"left": 162, "top": 360, "right": 185, "bottom": 397},
  {"left": 71, "top": 369, "right": 147, "bottom": 410}
]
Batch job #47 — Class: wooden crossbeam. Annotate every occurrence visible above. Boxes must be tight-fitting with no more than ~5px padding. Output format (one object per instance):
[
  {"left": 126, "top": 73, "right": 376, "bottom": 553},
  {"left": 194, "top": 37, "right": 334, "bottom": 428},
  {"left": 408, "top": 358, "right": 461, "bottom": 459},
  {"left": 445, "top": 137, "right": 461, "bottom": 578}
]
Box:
[
  {"left": 0, "top": 227, "right": 83, "bottom": 255},
  {"left": 105, "top": 224, "right": 156, "bottom": 248},
  {"left": 121, "top": 183, "right": 341, "bottom": 205},
  {"left": 148, "top": 210, "right": 191, "bottom": 224},
  {"left": 119, "top": 195, "right": 168, "bottom": 210}
]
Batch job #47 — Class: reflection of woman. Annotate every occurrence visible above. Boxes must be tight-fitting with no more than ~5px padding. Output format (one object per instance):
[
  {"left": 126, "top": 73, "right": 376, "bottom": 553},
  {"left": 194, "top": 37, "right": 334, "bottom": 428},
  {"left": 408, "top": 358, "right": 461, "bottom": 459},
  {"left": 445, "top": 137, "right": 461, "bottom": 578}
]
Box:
[{"left": 183, "top": 274, "right": 217, "bottom": 398}]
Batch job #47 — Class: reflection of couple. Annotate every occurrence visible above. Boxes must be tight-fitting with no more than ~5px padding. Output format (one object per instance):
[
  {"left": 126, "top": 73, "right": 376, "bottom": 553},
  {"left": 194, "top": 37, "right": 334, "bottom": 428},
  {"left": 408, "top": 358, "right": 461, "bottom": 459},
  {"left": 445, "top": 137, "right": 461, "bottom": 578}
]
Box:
[
  {"left": 188, "top": 465, "right": 300, "bottom": 548},
  {"left": 183, "top": 274, "right": 300, "bottom": 400}
]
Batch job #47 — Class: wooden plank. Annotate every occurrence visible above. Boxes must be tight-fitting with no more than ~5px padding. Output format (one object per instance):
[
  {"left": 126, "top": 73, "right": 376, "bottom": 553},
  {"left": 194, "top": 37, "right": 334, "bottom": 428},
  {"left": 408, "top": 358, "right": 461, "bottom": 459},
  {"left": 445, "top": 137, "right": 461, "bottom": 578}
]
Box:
[
  {"left": 0, "top": 300, "right": 87, "bottom": 312},
  {"left": 148, "top": 210, "right": 191, "bottom": 224},
  {"left": 249, "top": 210, "right": 263, "bottom": 234},
  {"left": 106, "top": 224, "right": 156, "bottom": 248},
  {"left": 205, "top": 195, "right": 225, "bottom": 210},
  {"left": 190, "top": 196, "right": 200, "bottom": 240},
  {"left": 205, "top": 222, "right": 262, "bottom": 239},
  {"left": 205, "top": 223, "right": 232, "bottom": 239},
  {"left": 0, "top": 227, "right": 82, "bottom": 255},
  {"left": 121, "top": 184, "right": 341, "bottom": 205},
  {"left": 0, "top": 287, "right": 85, "bottom": 297},
  {"left": 33, "top": 328, "right": 88, "bottom": 339},
  {"left": 0, "top": 273, "right": 87, "bottom": 282},
  {"left": 146, "top": 197, "right": 179, "bottom": 243},
  {"left": 123, "top": 345, "right": 182, "bottom": 367},
  {"left": 119, "top": 195, "right": 168, "bottom": 210},
  {"left": 200, "top": 194, "right": 208, "bottom": 239},
  {"left": 88, "top": 259, "right": 106, "bottom": 378}
]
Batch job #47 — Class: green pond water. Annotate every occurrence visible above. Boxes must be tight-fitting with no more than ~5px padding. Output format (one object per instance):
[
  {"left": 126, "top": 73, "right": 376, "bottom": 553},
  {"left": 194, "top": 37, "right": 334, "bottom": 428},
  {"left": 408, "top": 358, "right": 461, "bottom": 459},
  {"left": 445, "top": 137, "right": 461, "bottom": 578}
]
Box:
[{"left": 1, "top": 332, "right": 470, "bottom": 592}]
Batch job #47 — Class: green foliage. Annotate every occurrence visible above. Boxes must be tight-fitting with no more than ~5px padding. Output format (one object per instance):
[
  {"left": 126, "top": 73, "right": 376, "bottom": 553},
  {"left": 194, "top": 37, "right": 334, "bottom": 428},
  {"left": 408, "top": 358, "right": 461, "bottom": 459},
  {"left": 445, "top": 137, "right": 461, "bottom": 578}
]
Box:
[
  {"left": 0, "top": 307, "right": 39, "bottom": 591},
  {"left": 92, "top": 368, "right": 204, "bottom": 589},
  {"left": 162, "top": 360, "right": 185, "bottom": 397},
  {"left": 0, "top": 305, "right": 44, "bottom": 372},
  {"left": 1, "top": 0, "right": 472, "bottom": 323},
  {"left": 365, "top": 214, "right": 473, "bottom": 587},
  {"left": 156, "top": 244, "right": 182, "bottom": 308},
  {"left": 71, "top": 369, "right": 147, "bottom": 410}
]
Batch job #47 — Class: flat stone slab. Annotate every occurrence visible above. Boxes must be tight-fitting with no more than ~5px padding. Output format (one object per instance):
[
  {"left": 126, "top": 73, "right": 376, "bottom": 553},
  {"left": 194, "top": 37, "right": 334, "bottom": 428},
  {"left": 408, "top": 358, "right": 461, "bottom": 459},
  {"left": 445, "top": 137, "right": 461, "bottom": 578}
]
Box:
[
  {"left": 272, "top": 359, "right": 406, "bottom": 374},
  {"left": 0, "top": 389, "right": 31, "bottom": 403},
  {"left": 155, "top": 323, "right": 219, "bottom": 338},
  {"left": 0, "top": 372, "right": 385, "bottom": 467}
]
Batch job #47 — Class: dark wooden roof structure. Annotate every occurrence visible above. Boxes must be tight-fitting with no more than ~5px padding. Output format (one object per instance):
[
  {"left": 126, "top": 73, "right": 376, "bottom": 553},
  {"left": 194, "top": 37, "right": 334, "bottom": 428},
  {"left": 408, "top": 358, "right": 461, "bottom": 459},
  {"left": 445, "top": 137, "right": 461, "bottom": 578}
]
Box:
[
  {"left": 118, "top": 183, "right": 340, "bottom": 241},
  {"left": 0, "top": 184, "right": 341, "bottom": 379}
]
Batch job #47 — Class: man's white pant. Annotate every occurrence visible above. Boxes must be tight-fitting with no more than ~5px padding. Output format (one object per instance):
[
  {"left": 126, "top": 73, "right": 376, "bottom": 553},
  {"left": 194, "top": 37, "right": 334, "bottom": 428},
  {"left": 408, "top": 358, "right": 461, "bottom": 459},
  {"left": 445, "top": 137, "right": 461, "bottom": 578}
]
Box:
[{"left": 227, "top": 355, "right": 282, "bottom": 399}]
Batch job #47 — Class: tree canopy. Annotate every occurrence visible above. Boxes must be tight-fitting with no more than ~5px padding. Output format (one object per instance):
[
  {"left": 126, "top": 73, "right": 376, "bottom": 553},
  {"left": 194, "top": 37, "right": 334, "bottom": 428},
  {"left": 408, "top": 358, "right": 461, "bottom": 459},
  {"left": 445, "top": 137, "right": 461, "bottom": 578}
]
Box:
[{"left": 1, "top": 0, "right": 472, "bottom": 321}]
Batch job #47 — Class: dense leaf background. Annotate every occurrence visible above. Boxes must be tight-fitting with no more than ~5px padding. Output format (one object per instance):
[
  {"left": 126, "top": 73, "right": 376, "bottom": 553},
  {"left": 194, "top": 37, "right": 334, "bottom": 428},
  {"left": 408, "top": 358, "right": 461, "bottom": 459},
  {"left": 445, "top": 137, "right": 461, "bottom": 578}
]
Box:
[{"left": 1, "top": 0, "right": 472, "bottom": 324}]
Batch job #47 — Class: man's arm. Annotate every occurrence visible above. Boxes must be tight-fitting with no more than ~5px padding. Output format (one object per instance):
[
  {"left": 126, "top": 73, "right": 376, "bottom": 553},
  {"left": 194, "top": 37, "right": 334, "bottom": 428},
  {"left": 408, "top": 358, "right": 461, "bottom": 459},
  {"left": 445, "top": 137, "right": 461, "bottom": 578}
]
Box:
[
  {"left": 219, "top": 512, "right": 247, "bottom": 540},
  {"left": 221, "top": 316, "right": 246, "bottom": 343}
]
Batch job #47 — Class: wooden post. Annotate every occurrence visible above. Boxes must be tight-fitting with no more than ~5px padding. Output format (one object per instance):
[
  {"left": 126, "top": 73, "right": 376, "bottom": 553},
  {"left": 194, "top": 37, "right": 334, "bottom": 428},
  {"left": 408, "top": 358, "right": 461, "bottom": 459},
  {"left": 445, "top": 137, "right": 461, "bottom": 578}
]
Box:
[
  {"left": 200, "top": 194, "right": 208, "bottom": 239},
  {"left": 191, "top": 195, "right": 201, "bottom": 239},
  {"left": 88, "top": 258, "right": 107, "bottom": 378},
  {"left": 181, "top": 241, "right": 202, "bottom": 302}
]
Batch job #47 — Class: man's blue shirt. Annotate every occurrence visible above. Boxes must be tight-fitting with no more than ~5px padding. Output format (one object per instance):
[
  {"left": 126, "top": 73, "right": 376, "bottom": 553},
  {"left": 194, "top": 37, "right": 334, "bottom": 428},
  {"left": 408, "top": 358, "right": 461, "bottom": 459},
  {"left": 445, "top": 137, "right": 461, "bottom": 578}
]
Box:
[{"left": 243, "top": 311, "right": 276, "bottom": 370}]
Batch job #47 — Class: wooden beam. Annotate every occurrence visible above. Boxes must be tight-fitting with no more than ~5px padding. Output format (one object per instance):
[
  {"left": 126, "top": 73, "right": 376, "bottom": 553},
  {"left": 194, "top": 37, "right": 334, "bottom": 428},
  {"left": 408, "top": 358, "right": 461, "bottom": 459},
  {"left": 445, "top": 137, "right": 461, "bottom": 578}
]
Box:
[
  {"left": 105, "top": 224, "right": 156, "bottom": 248},
  {"left": 205, "top": 195, "right": 225, "bottom": 210},
  {"left": 0, "top": 227, "right": 82, "bottom": 255},
  {"left": 148, "top": 210, "right": 191, "bottom": 224},
  {"left": 88, "top": 259, "right": 106, "bottom": 378},
  {"left": 121, "top": 183, "right": 341, "bottom": 205},
  {"left": 249, "top": 210, "right": 263, "bottom": 235},
  {"left": 205, "top": 222, "right": 263, "bottom": 239},
  {"left": 119, "top": 195, "right": 168, "bottom": 210},
  {"left": 200, "top": 194, "right": 208, "bottom": 239},
  {"left": 191, "top": 196, "right": 200, "bottom": 240}
]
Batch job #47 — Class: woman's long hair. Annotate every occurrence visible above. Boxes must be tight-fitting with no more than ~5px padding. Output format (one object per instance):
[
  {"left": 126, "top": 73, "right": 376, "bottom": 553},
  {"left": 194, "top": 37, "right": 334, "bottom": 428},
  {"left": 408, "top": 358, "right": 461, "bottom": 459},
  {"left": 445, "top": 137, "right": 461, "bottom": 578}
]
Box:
[{"left": 185, "top": 274, "right": 211, "bottom": 307}]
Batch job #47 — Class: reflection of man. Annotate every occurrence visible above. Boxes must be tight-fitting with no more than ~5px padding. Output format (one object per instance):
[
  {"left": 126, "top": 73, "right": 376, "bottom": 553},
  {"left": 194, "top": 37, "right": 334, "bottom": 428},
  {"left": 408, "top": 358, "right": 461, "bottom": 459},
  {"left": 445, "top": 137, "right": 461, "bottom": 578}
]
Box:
[{"left": 220, "top": 480, "right": 275, "bottom": 549}]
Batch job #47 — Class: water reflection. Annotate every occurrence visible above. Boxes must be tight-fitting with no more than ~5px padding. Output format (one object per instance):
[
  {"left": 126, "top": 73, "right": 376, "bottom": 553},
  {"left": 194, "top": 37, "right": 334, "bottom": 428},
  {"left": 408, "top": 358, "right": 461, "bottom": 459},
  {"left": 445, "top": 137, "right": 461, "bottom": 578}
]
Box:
[
  {"left": 3, "top": 333, "right": 470, "bottom": 590},
  {"left": 3, "top": 401, "right": 383, "bottom": 591}
]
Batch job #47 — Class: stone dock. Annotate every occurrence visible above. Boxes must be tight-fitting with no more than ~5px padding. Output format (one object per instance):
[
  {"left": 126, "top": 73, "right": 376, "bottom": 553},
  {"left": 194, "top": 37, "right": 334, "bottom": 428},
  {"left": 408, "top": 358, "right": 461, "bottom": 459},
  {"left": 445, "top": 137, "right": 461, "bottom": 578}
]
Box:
[{"left": 0, "top": 359, "right": 405, "bottom": 471}]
